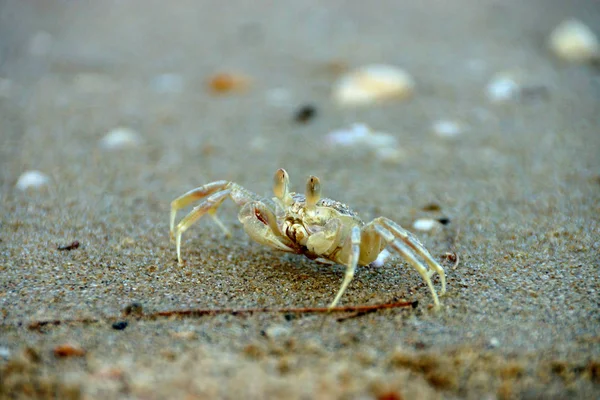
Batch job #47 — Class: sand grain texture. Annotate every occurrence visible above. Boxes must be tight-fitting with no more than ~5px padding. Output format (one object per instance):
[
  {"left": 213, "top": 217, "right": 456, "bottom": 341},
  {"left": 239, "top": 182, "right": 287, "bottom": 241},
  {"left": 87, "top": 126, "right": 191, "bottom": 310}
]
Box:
[{"left": 1, "top": 1, "right": 599, "bottom": 399}]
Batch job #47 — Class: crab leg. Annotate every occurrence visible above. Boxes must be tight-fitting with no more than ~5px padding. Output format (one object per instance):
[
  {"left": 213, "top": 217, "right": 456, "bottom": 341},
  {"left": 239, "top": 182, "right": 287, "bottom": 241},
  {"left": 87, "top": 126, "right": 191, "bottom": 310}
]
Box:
[
  {"left": 379, "top": 218, "right": 446, "bottom": 295},
  {"left": 329, "top": 225, "right": 362, "bottom": 309},
  {"left": 173, "top": 189, "right": 232, "bottom": 264},
  {"left": 170, "top": 181, "right": 230, "bottom": 240},
  {"left": 374, "top": 225, "right": 441, "bottom": 307}
]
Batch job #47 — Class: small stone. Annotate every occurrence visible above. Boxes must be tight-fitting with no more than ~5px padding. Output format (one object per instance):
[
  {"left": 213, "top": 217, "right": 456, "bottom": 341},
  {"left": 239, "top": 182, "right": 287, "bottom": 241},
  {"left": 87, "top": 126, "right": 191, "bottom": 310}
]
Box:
[
  {"left": 485, "top": 74, "right": 520, "bottom": 103},
  {"left": 15, "top": 170, "right": 50, "bottom": 191},
  {"left": 293, "top": 104, "right": 317, "bottom": 124},
  {"left": 489, "top": 337, "right": 500, "bottom": 348},
  {"left": 432, "top": 120, "right": 463, "bottom": 138},
  {"left": 170, "top": 330, "right": 197, "bottom": 340},
  {"left": 151, "top": 73, "right": 184, "bottom": 94},
  {"left": 122, "top": 302, "right": 143, "bottom": 317},
  {"left": 119, "top": 237, "right": 136, "bottom": 247},
  {"left": 207, "top": 72, "right": 251, "bottom": 94},
  {"left": 111, "top": 321, "right": 128, "bottom": 330},
  {"left": 333, "top": 64, "right": 415, "bottom": 106},
  {"left": 412, "top": 218, "right": 439, "bottom": 232},
  {"left": 548, "top": 19, "right": 599, "bottom": 63},
  {"left": 99, "top": 127, "right": 142, "bottom": 150},
  {"left": 54, "top": 343, "right": 86, "bottom": 358}
]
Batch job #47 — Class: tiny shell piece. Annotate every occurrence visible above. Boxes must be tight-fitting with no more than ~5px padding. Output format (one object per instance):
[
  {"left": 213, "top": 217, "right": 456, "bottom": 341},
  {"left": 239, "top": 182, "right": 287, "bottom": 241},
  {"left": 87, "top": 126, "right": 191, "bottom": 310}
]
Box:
[
  {"left": 432, "top": 120, "right": 463, "bottom": 138},
  {"left": 371, "top": 249, "right": 391, "bottom": 268},
  {"left": 325, "top": 123, "right": 397, "bottom": 148},
  {"left": 16, "top": 170, "right": 50, "bottom": 190},
  {"left": 99, "top": 127, "right": 142, "bottom": 150},
  {"left": 412, "top": 218, "right": 438, "bottom": 232},
  {"left": 332, "top": 64, "right": 415, "bottom": 106},
  {"left": 485, "top": 74, "right": 520, "bottom": 103},
  {"left": 548, "top": 19, "right": 599, "bottom": 63}
]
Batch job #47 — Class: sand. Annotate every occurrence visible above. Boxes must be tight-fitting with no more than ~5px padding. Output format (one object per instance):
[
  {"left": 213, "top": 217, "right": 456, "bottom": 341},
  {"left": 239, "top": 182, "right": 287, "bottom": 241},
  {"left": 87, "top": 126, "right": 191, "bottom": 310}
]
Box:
[{"left": 1, "top": 1, "right": 599, "bottom": 398}]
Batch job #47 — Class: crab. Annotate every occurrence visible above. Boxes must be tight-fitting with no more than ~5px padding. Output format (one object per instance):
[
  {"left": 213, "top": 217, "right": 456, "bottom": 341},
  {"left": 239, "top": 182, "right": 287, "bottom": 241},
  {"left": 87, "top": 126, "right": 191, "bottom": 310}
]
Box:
[{"left": 170, "top": 169, "right": 446, "bottom": 308}]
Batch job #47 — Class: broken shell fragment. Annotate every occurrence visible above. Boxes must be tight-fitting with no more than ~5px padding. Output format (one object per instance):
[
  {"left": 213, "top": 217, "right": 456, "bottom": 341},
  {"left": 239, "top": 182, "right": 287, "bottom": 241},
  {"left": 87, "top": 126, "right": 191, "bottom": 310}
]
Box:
[
  {"left": 325, "top": 124, "right": 404, "bottom": 163},
  {"left": 16, "top": 170, "right": 50, "bottom": 190},
  {"left": 99, "top": 127, "right": 143, "bottom": 150},
  {"left": 371, "top": 249, "right": 391, "bottom": 268},
  {"left": 332, "top": 64, "right": 415, "bottom": 106},
  {"left": 325, "top": 123, "right": 397, "bottom": 148},
  {"left": 432, "top": 120, "right": 463, "bottom": 138},
  {"left": 485, "top": 74, "right": 520, "bottom": 103},
  {"left": 412, "top": 218, "right": 439, "bottom": 232},
  {"left": 548, "top": 19, "right": 599, "bottom": 63}
]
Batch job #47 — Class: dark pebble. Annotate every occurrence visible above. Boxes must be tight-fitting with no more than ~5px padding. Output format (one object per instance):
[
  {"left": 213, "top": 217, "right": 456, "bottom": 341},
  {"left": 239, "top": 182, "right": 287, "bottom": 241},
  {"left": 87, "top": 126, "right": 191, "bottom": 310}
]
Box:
[
  {"left": 112, "top": 321, "right": 128, "bottom": 330},
  {"left": 294, "top": 104, "right": 317, "bottom": 124}
]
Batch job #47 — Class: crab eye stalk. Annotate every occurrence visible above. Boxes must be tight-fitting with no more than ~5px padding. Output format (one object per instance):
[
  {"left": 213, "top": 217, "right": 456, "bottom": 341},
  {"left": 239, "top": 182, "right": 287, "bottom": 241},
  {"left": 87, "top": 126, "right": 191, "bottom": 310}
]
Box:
[
  {"left": 306, "top": 175, "right": 321, "bottom": 207},
  {"left": 273, "top": 168, "right": 290, "bottom": 200}
]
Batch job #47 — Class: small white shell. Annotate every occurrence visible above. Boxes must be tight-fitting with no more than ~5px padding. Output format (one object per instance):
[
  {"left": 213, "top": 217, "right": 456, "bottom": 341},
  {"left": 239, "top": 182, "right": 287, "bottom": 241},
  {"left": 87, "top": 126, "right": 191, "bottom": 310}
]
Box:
[
  {"left": 432, "top": 120, "right": 463, "bottom": 138},
  {"left": 332, "top": 64, "right": 415, "bottom": 106},
  {"left": 485, "top": 74, "right": 520, "bottom": 103},
  {"left": 371, "top": 249, "right": 391, "bottom": 268},
  {"left": 412, "top": 218, "right": 438, "bottom": 232},
  {"left": 16, "top": 170, "right": 50, "bottom": 190},
  {"left": 325, "top": 123, "right": 398, "bottom": 148},
  {"left": 548, "top": 19, "right": 599, "bottom": 62},
  {"left": 99, "top": 127, "right": 142, "bottom": 150}
]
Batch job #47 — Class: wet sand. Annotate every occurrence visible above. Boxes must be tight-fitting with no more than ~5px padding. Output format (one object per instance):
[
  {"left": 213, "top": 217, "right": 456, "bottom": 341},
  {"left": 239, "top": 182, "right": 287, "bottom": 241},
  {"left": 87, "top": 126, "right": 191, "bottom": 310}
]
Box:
[{"left": 1, "top": 1, "right": 599, "bottom": 398}]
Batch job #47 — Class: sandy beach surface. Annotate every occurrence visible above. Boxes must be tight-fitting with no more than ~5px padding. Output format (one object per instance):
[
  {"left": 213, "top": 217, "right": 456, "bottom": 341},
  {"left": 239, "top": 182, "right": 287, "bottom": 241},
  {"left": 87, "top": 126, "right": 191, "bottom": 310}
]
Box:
[{"left": 1, "top": 1, "right": 599, "bottom": 398}]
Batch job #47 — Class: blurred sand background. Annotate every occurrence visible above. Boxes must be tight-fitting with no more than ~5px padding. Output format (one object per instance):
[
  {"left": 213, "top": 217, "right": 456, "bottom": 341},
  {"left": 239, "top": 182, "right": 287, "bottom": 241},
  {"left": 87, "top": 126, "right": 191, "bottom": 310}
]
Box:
[{"left": 1, "top": 0, "right": 599, "bottom": 398}]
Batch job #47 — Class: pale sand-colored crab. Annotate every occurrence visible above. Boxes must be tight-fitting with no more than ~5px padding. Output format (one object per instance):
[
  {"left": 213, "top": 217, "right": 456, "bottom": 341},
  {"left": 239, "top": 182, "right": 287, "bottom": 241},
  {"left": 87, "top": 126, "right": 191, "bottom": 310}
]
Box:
[{"left": 170, "top": 169, "right": 446, "bottom": 308}]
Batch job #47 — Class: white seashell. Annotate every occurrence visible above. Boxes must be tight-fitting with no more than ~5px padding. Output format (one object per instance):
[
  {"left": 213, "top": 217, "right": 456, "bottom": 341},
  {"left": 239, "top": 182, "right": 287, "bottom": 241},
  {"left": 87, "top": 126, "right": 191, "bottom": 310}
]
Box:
[
  {"left": 485, "top": 74, "right": 520, "bottom": 103},
  {"left": 371, "top": 249, "right": 391, "bottom": 268},
  {"left": 548, "top": 19, "right": 599, "bottom": 62},
  {"left": 99, "top": 127, "right": 142, "bottom": 150},
  {"left": 412, "top": 218, "right": 438, "bottom": 232},
  {"left": 325, "top": 123, "right": 397, "bottom": 148},
  {"left": 16, "top": 170, "right": 50, "bottom": 190},
  {"left": 332, "top": 64, "right": 415, "bottom": 106},
  {"left": 432, "top": 120, "right": 463, "bottom": 138}
]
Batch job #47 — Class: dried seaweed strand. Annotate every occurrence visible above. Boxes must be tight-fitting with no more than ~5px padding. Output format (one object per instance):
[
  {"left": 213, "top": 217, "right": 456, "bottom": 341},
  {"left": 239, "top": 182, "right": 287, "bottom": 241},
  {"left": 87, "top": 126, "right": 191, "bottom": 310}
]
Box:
[{"left": 24, "top": 300, "right": 417, "bottom": 330}]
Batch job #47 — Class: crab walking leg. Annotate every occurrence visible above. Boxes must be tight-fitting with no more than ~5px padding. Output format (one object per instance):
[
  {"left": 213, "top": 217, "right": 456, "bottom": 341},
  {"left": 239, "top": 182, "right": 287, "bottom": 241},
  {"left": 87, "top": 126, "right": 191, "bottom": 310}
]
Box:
[
  {"left": 379, "top": 218, "right": 446, "bottom": 295},
  {"left": 374, "top": 225, "right": 441, "bottom": 307},
  {"left": 329, "top": 225, "right": 362, "bottom": 309},
  {"left": 170, "top": 181, "right": 229, "bottom": 239},
  {"left": 174, "top": 189, "right": 232, "bottom": 264}
]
